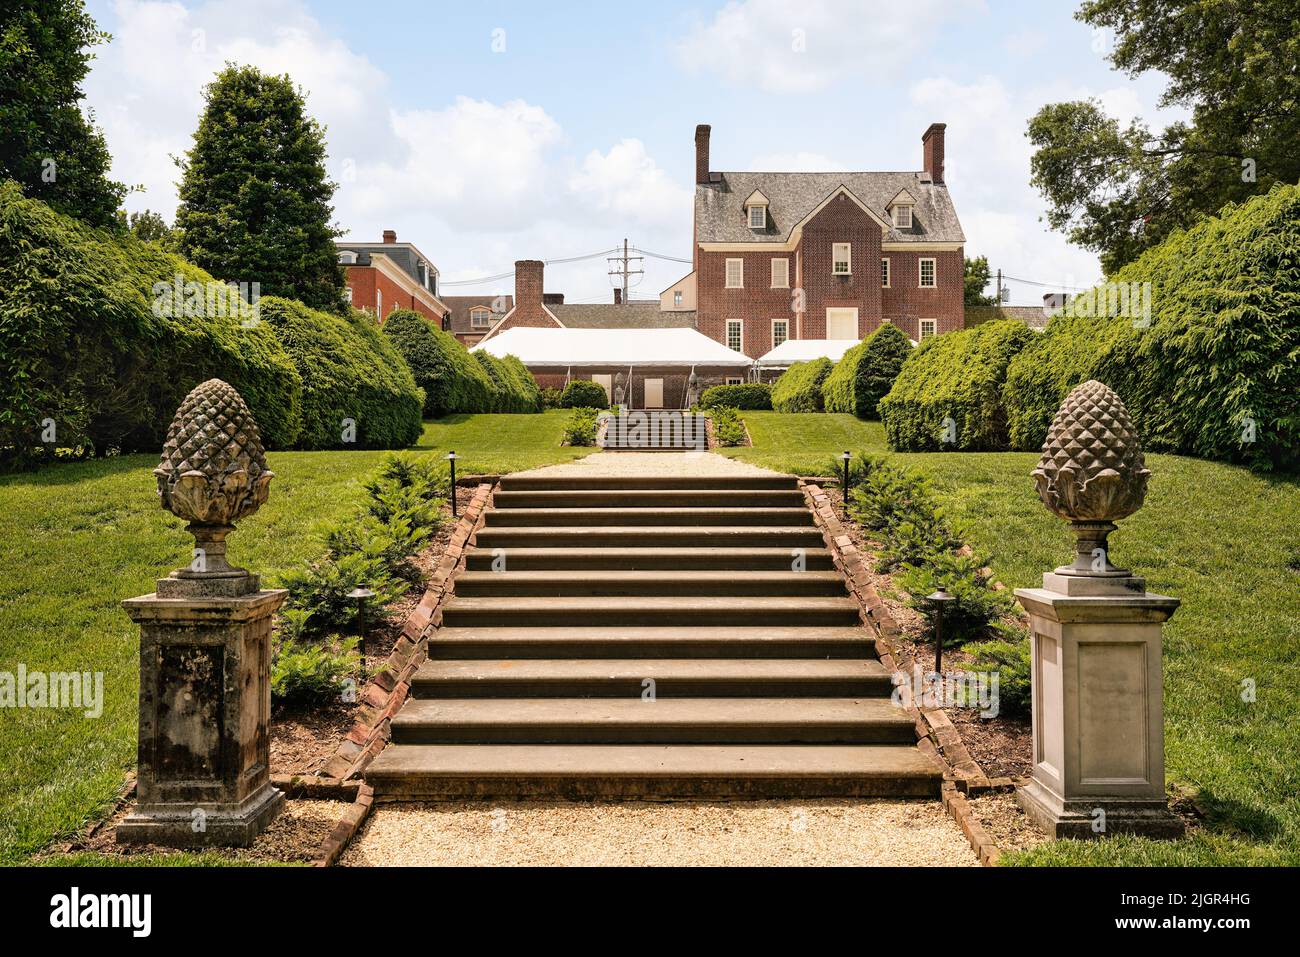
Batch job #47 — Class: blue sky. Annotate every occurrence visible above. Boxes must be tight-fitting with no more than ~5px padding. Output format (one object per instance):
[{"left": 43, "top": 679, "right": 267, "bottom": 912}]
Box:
[{"left": 83, "top": 0, "right": 1178, "bottom": 304}]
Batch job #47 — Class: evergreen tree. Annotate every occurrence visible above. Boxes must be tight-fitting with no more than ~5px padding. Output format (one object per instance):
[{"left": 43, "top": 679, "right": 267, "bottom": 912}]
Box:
[
  {"left": 176, "top": 64, "right": 345, "bottom": 312},
  {"left": 0, "top": 0, "right": 126, "bottom": 226}
]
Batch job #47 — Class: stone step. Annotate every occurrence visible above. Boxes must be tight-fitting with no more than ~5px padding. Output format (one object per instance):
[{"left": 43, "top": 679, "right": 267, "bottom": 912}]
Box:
[
  {"left": 492, "top": 489, "right": 806, "bottom": 509},
  {"left": 367, "top": 744, "right": 942, "bottom": 799},
  {"left": 484, "top": 507, "right": 814, "bottom": 527},
  {"left": 473, "top": 526, "right": 826, "bottom": 549},
  {"left": 464, "top": 546, "right": 836, "bottom": 571},
  {"left": 497, "top": 474, "right": 798, "bottom": 491},
  {"left": 425, "top": 626, "right": 875, "bottom": 660},
  {"left": 453, "top": 570, "right": 847, "bottom": 598},
  {"left": 411, "top": 658, "right": 894, "bottom": 698},
  {"left": 440, "top": 596, "right": 862, "bottom": 628},
  {"left": 390, "top": 697, "right": 915, "bottom": 745}
]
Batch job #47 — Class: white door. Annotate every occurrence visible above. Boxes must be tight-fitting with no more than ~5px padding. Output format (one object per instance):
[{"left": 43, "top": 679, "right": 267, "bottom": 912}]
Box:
[
  {"left": 644, "top": 378, "right": 664, "bottom": 409},
  {"left": 826, "top": 307, "right": 859, "bottom": 339},
  {"left": 592, "top": 374, "right": 613, "bottom": 403}
]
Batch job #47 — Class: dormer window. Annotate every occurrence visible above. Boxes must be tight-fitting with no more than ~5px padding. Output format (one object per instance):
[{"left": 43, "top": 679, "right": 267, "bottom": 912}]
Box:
[
  {"left": 886, "top": 189, "right": 917, "bottom": 231},
  {"left": 470, "top": 307, "right": 492, "bottom": 329},
  {"left": 338, "top": 250, "right": 357, "bottom": 264},
  {"left": 894, "top": 205, "right": 912, "bottom": 229},
  {"left": 743, "top": 189, "right": 769, "bottom": 230}
]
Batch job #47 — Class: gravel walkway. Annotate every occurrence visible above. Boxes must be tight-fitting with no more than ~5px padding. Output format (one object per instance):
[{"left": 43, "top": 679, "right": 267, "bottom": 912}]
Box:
[
  {"left": 516, "top": 450, "right": 783, "bottom": 478},
  {"left": 342, "top": 799, "right": 976, "bottom": 867}
]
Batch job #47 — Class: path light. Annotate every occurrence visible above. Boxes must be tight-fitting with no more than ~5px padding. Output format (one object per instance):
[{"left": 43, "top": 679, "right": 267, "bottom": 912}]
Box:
[
  {"left": 839, "top": 450, "right": 852, "bottom": 506},
  {"left": 446, "top": 450, "right": 459, "bottom": 517},
  {"left": 347, "top": 586, "right": 376, "bottom": 655},
  {"left": 926, "top": 588, "right": 955, "bottom": 673}
]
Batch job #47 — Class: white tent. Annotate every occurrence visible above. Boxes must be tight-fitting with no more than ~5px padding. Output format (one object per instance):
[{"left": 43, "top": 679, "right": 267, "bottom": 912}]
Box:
[
  {"left": 756, "top": 338, "right": 862, "bottom": 369},
  {"left": 473, "top": 327, "right": 754, "bottom": 368}
]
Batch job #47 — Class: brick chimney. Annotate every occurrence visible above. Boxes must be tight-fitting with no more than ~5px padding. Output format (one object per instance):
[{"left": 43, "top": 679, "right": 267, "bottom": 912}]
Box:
[
  {"left": 613, "top": 288, "right": 622, "bottom": 305},
  {"left": 382, "top": 229, "right": 397, "bottom": 243},
  {"left": 922, "top": 123, "right": 945, "bottom": 184},
  {"left": 510, "top": 259, "right": 550, "bottom": 325},
  {"left": 695, "top": 124, "right": 711, "bottom": 185}
]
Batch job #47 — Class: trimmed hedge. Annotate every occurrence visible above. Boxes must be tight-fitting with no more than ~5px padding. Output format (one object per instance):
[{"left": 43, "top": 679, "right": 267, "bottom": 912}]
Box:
[
  {"left": 383, "top": 309, "right": 493, "bottom": 417},
  {"left": 879, "top": 320, "right": 1032, "bottom": 451},
  {"left": 472, "top": 350, "right": 541, "bottom": 412},
  {"left": 560, "top": 379, "right": 609, "bottom": 409},
  {"left": 771, "top": 358, "right": 833, "bottom": 412},
  {"left": 1003, "top": 183, "right": 1300, "bottom": 470},
  {"left": 699, "top": 383, "right": 772, "bottom": 410},
  {"left": 822, "top": 324, "right": 913, "bottom": 419},
  {"left": 260, "top": 297, "right": 423, "bottom": 449},
  {"left": 0, "top": 180, "right": 302, "bottom": 466}
]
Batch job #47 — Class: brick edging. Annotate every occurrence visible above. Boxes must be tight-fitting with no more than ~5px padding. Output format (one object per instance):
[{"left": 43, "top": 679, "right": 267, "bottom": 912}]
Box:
[
  {"left": 307, "top": 480, "right": 496, "bottom": 865},
  {"left": 799, "top": 480, "right": 1010, "bottom": 866}
]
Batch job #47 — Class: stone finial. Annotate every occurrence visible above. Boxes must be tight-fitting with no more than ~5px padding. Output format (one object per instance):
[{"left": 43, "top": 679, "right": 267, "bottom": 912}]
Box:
[
  {"left": 153, "top": 379, "right": 273, "bottom": 594},
  {"left": 1032, "top": 380, "right": 1150, "bottom": 578}
]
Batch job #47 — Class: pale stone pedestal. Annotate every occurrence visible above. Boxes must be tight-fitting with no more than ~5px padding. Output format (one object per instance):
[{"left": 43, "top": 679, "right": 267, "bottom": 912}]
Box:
[
  {"left": 117, "top": 576, "right": 287, "bottom": 847},
  {"left": 1014, "top": 575, "right": 1184, "bottom": 839}
]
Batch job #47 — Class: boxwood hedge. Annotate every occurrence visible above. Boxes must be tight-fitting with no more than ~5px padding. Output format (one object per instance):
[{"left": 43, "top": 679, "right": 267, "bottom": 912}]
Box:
[
  {"left": 1003, "top": 183, "right": 1300, "bottom": 470},
  {"left": 879, "top": 320, "right": 1032, "bottom": 451},
  {"left": 260, "top": 296, "right": 423, "bottom": 449},
  {"left": 699, "top": 383, "right": 772, "bottom": 410},
  {"left": 560, "top": 379, "right": 609, "bottom": 409},
  {"left": 472, "top": 350, "right": 542, "bottom": 412},
  {"left": 771, "top": 358, "right": 833, "bottom": 412},
  {"left": 0, "top": 181, "right": 302, "bottom": 467},
  {"left": 822, "top": 324, "right": 912, "bottom": 419},
  {"left": 382, "top": 309, "right": 494, "bottom": 417}
]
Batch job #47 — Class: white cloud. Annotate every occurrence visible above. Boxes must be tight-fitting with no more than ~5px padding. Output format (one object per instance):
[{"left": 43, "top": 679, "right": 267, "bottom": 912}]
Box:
[
  {"left": 569, "top": 139, "right": 692, "bottom": 231},
  {"left": 677, "top": 0, "right": 977, "bottom": 94}
]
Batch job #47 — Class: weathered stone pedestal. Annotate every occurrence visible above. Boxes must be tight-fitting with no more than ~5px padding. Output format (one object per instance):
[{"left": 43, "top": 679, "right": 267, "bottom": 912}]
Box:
[
  {"left": 1014, "top": 572, "right": 1184, "bottom": 839},
  {"left": 118, "top": 572, "right": 287, "bottom": 847}
]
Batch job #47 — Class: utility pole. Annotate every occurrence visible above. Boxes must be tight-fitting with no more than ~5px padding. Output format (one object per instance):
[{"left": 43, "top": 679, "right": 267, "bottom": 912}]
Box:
[
  {"left": 607, "top": 239, "right": 643, "bottom": 305},
  {"left": 996, "top": 268, "right": 1003, "bottom": 305}
]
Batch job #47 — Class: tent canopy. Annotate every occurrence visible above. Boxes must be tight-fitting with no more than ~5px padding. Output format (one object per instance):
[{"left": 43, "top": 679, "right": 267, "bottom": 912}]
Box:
[
  {"left": 473, "top": 327, "right": 754, "bottom": 368},
  {"left": 756, "top": 338, "right": 861, "bottom": 368}
]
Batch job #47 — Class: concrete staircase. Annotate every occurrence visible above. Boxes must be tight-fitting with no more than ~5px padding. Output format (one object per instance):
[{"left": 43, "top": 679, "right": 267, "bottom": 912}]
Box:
[
  {"left": 366, "top": 473, "right": 942, "bottom": 800},
  {"left": 600, "top": 412, "right": 707, "bottom": 451}
]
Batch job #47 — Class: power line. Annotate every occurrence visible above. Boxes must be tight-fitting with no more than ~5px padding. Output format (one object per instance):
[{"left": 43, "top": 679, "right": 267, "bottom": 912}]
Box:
[
  {"left": 439, "top": 247, "right": 622, "bottom": 286},
  {"left": 634, "top": 247, "right": 692, "bottom": 264}
]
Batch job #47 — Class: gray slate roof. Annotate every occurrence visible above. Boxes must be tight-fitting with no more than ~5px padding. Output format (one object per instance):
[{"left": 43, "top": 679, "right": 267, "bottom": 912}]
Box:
[
  {"left": 336, "top": 241, "right": 438, "bottom": 290},
  {"left": 552, "top": 302, "right": 698, "bottom": 329},
  {"left": 696, "top": 172, "right": 964, "bottom": 245}
]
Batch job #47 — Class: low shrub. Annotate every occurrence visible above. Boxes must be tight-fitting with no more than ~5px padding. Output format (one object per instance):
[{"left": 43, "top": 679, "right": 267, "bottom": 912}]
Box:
[
  {"left": 261, "top": 297, "right": 423, "bottom": 449},
  {"left": 560, "top": 379, "right": 610, "bottom": 409},
  {"left": 699, "top": 383, "right": 772, "bottom": 410},
  {"left": 563, "top": 407, "right": 600, "bottom": 446},
  {"left": 271, "top": 632, "right": 363, "bottom": 707},
  {"left": 897, "top": 550, "right": 1016, "bottom": 645},
  {"left": 540, "top": 387, "right": 563, "bottom": 409},
  {"left": 964, "top": 632, "right": 1032, "bottom": 717},
  {"left": 879, "top": 320, "right": 1033, "bottom": 451},
  {"left": 771, "top": 357, "right": 833, "bottom": 412},
  {"left": 472, "top": 350, "right": 541, "bottom": 412},
  {"left": 710, "top": 406, "right": 747, "bottom": 447},
  {"left": 822, "top": 324, "right": 913, "bottom": 419},
  {"left": 280, "top": 551, "right": 407, "bottom": 636}
]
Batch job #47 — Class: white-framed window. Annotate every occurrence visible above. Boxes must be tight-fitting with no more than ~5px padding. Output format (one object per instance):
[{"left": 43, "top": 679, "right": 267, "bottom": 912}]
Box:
[
  {"left": 725, "top": 376, "right": 743, "bottom": 386},
  {"left": 771, "top": 257, "right": 790, "bottom": 288},
  {"left": 673, "top": 290, "right": 683, "bottom": 307},
  {"left": 748, "top": 205, "right": 766, "bottom": 229},
  {"left": 725, "top": 258, "right": 744, "bottom": 288},
  {"left": 894, "top": 205, "right": 913, "bottom": 229},
  {"left": 772, "top": 318, "right": 789, "bottom": 349},
  {"left": 919, "top": 258, "right": 937, "bottom": 287},
  {"left": 826, "top": 308, "right": 858, "bottom": 340},
  {"left": 881, "top": 258, "right": 890, "bottom": 288},
  {"left": 343, "top": 285, "right": 352, "bottom": 305},
  {"left": 338, "top": 250, "right": 357, "bottom": 264},
  {"left": 470, "top": 307, "right": 492, "bottom": 329},
  {"left": 832, "top": 243, "right": 851, "bottom": 276},
  {"left": 376, "top": 289, "right": 382, "bottom": 317},
  {"left": 919, "top": 318, "right": 937, "bottom": 340},
  {"left": 726, "top": 319, "right": 743, "bottom": 352}
]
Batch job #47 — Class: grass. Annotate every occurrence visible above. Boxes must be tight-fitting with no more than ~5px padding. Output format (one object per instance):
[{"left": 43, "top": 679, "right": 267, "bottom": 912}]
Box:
[
  {"left": 0, "top": 413, "right": 586, "bottom": 865},
  {"left": 731, "top": 411, "right": 1300, "bottom": 866}
]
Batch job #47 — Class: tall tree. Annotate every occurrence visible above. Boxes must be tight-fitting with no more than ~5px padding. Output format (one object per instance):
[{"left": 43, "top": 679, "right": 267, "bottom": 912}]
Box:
[
  {"left": 176, "top": 64, "right": 344, "bottom": 312},
  {"left": 0, "top": 0, "right": 125, "bottom": 226},
  {"left": 1028, "top": 0, "right": 1300, "bottom": 273},
  {"left": 116, "top": 208, "right": 180, "bottom": 252},
  {"left": 964, "top": 256, "right": 996, "bottom": 309}
]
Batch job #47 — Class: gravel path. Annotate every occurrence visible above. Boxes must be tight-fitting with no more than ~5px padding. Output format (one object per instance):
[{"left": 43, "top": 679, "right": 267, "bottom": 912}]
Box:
[
  {"left": 515, "top": 450, "right": 783, "bottom": 478},
  {"left": 342, "top": 799, "right": 976, "bottom": 867}
]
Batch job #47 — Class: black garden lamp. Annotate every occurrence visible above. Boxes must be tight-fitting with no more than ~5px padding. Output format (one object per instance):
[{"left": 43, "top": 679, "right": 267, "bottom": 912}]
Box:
[
  {"left": 838, "top": 450, "right": 852, "bottom": 506},
  {"left": 927, "top": 588, "right": 956, "bottom": 673},
  {"left": 446, "top": 450, "right": 459, "bottom": 517},
  {"left": 347, "top": 586, "right": 377, "bottom": 655}
]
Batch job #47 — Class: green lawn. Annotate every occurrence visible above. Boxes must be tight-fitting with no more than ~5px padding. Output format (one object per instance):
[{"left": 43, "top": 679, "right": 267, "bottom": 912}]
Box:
[
  {"left": 0, "top": 413, "right": 586, "bottom": 864},
  {"left": 730, "top": 412, "right": 1300, "bottom": 866}
]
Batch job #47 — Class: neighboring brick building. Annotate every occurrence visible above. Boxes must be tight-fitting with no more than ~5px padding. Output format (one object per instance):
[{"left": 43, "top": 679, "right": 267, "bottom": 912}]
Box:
[
  {"left": 685, "top": 123, "right": 965, "bottom": 358},
  {"left": 336, "top": 229, "right": 448, "bottom": 325},
  {"left": 441, "top": 295, "right": 513, "bottom": 347}
]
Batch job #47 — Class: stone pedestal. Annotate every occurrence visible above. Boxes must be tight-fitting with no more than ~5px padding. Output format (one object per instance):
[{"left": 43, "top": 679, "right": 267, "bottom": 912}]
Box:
[
  {"left": 117, "top": 577, "right": 286, "bottom": 847},
  {"left": 1014, "top": 576, "right": 1184, "bottom": 839}
]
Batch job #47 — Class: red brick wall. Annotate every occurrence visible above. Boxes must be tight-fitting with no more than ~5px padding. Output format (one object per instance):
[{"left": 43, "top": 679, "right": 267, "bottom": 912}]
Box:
[
  {"left": 695, "top": 248, "right": 802, "bottom": 357},
  {"left": 482, "top": 260, "right": 560, "bottom": 338},
  {"left": 344, "top": 265, "right": 441, "bottom": 324},
  {"left": 799, "top": 195, "right": 884, "bottom": 339},
  {"left": 880, "top": 248, "right": 965, "bottom": 339}
]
